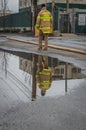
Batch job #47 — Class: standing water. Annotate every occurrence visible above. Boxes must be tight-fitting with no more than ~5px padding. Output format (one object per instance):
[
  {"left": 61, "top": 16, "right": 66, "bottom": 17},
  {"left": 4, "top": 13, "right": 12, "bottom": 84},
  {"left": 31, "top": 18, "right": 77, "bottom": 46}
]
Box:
[{"left": 0, "top": 50, "right": 86, "bottom": 104}]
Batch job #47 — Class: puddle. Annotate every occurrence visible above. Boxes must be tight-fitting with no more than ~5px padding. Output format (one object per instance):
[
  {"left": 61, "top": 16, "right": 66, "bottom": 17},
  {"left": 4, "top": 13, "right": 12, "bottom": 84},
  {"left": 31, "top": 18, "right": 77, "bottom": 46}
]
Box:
[{"left": 0, "top": 49, "right": 86, "bottom": 104}]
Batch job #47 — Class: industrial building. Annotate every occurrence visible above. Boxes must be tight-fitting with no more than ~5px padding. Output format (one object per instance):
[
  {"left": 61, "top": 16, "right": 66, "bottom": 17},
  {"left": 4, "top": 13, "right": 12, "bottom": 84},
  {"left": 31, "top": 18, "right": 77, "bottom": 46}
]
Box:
[{"left": 0, "top": 0, "right": 86, "bottom": 34}]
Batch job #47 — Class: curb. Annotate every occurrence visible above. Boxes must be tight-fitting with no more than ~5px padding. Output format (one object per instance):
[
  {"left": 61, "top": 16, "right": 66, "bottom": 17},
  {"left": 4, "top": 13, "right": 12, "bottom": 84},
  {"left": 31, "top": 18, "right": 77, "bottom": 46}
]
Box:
[
  {"left": 6, "top": 36, "right": 86, "bottom": 55},
  {"left": 0, "top": 35, "right": 7, "bottom": 37}
]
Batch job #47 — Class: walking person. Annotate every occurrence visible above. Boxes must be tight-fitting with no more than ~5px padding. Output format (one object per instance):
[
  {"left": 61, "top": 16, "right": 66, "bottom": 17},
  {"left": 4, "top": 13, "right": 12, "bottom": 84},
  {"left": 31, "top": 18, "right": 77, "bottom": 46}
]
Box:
[{"left": 35, "top": 4, "right": 53, "bottom": 51}]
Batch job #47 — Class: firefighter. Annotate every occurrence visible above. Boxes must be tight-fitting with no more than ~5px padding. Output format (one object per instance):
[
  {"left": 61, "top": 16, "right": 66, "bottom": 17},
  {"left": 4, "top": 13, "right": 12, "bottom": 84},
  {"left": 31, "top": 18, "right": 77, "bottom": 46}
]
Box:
[
  {"left": 36, "top": 67, "right": 52, "bottom": 96},
  {"left": 36, "top": 55, "right": 52, "bottom": 96},
  {"left": 35, "top": 4, "right": 53, "bottom": 51}
]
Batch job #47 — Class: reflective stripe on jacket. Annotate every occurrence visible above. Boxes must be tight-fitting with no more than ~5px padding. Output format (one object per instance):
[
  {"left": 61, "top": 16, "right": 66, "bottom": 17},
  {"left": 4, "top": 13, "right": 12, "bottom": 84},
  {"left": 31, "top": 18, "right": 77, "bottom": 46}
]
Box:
[
  {"left": 36, "top": 9, "right": 53, "bottom": 34},
  {"left": 36, "top": 68, "right": 52, "bottom": 90}
]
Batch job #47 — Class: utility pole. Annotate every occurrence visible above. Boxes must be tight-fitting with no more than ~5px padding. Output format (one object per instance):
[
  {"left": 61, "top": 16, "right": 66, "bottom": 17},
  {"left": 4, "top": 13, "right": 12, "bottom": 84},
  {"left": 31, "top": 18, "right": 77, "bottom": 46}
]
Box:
[
  {"left": 3, "top": 0, "right": 7, "bottom": 31},
  {"left": 32, "top": 0, "right": 37, "bottom": 34},
  {"left": 0, "top": 0, "right": 2, "bottom": 10},
  {"left": 52, "top": 0, "right": 55, "bottom": 28},
  {"left": 65, "top": 63, "right": 68, "bottom": 92},
  {"left": 3, "top": 0, "right": 6, "bottom": 15},
  {"left": 66, "top": 0, "right": 70, "bottom": 33},
  {"left": 31, "top": 0, "right": 33, "bottom": 31},
  {"left": 1, "top": 0, "right": 3, "bottom": 10},
  {"left": 32, "top": 54, "right": 37, "bottom": 101}
]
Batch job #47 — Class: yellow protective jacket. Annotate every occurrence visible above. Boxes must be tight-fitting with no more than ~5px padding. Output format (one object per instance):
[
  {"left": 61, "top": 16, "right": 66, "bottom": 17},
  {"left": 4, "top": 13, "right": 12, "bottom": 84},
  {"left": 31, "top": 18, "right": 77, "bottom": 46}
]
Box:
[
  {"left": 36, "top": 68, "right": 52, "bottom": 91},
  {"left": 36, "top": 8, "right": 53, "bottom": 34}
]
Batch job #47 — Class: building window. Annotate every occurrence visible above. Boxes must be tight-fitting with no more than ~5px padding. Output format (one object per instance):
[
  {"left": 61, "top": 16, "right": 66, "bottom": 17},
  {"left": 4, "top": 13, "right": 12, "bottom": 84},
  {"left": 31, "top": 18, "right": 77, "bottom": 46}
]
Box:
[
  {"left": 55, "top": 69, "right": 60, "bottom": 74},
  {"left": 61, "top": 68, "right": 64, "bottom": 74},
  {"left": 78, "top": 68, "right": 81, "bottom": 73},
  {"left": 72, "top": 68, "right": 77, "bottom": 73}
]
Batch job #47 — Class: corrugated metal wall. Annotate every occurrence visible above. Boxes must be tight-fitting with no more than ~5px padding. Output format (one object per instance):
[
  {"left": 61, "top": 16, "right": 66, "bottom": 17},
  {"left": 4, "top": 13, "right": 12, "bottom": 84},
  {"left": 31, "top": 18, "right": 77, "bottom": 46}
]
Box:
[
  {"left": 0, "top": 10, "right": 31, "bottom": 28},
  {"left": 0, "top": 3, "right": 86, "bottom": 34}
]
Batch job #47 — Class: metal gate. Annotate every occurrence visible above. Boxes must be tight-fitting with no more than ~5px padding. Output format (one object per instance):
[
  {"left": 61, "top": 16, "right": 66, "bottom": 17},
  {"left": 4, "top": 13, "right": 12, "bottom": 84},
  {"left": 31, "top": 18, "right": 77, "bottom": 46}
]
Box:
[{"left": 59, "top": 12, "right": 75, "bottom": 33}]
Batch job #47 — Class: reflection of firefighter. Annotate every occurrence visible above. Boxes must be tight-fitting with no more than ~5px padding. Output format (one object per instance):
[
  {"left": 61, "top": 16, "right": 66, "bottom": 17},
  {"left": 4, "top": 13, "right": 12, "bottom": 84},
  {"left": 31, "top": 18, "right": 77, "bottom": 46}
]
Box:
[{"left": 36, "top": 55, "right": 52, "bottom": 96}]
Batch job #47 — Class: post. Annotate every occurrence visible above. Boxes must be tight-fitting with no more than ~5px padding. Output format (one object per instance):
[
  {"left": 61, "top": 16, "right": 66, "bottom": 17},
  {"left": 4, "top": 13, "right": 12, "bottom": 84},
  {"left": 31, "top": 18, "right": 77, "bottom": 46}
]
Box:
[
  {"left": 66, "top": 0, "right": 69, "bottom": 33},
  {"left": 31, "top": 0, "right": 33, "bottom": 31},
  {"left": 32, "top": 54, "right": 37, "bottom": 101},
  {"left": 72, "top": 8, "right": 75, "bottom": 33},
  {"left": 52, "top": 0, "right": 55, "bottom": 30},
  {"left": 52, "top": 0, "right": 55, "bottom": 11},
  {"left": 65, "top": 63, "right": 68, "bottom": 92},
  {"left": 33, "top": 0, "right": 38, "bottom": 35},
  {"left": 58, "top": 8, "right": 60, "bottom": 32},
  {"left": 3, "top": 0, "right": 6, "bottom": 31},
  {"left": 66, "top": 0, "right": 69, "bottom": 12}
]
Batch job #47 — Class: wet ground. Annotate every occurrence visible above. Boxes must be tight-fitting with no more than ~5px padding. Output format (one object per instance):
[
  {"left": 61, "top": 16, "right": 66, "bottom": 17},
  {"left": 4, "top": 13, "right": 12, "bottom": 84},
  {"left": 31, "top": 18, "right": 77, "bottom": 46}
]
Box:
[
  {"left": 0, "top": 35, "right": 86, "bottom": 130},
  {"left": 0, "top": 50, "right": 85, "bottom": 97},
  {"left": 0, "top": 49, "right": 86, "bottom": 106}
]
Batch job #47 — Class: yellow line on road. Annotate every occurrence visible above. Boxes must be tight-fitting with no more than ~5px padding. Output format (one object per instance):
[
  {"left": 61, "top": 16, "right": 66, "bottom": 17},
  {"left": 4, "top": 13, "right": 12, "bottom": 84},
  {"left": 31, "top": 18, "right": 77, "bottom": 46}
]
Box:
[
  {"left": 7, "top": 36, "right": 86, "bottom": 55},
  {"left": 49, "top": 44, "right": 86, "bottom": 55}
]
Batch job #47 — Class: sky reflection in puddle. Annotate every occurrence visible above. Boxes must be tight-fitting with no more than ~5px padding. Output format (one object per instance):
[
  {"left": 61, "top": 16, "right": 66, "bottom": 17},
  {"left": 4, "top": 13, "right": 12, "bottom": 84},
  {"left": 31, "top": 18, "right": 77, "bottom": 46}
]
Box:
[{"left": 0, "top": 50, "right": 86, "bottom": 103}]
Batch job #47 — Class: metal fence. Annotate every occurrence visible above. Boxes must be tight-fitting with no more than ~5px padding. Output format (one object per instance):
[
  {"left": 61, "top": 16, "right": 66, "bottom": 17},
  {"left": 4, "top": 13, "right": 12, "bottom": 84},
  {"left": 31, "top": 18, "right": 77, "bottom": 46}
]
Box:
[
  {"left": 0, "top": 3, "right": 86, "bottom": 34},
  {"left": 0, "top": 10, "right": 32, "bottom": 32}
]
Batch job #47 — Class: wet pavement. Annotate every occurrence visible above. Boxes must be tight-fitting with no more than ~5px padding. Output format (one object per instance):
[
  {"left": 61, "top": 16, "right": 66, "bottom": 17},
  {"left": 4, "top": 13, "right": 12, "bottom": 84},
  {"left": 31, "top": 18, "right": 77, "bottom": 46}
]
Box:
[
  {"left": 0, "top": 50, "right": 85, "bottom": 99},
  {"left": 6, "top": 35, "right": 86, "bottom": 51},
  {"left": 0, "top": 35, "right": 86, "bottom": 66},
  {"left": 0, "top": 34, "right": 86, "bottom": 130}
]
